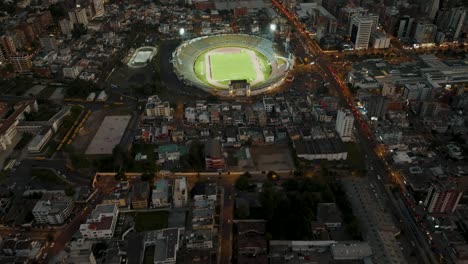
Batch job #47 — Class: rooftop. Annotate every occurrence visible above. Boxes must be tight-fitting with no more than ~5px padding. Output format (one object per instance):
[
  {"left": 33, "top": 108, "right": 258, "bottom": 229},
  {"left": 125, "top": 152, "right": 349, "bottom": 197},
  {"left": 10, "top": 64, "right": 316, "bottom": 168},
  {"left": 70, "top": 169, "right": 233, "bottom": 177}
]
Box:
[
  {"left": 32, "top": 194, "right": 72, "bottom": 215},
  {"left": 330, "top": 242, "right": 372, "bottom": 259},
  {"left": 132, "top": 181, "right": 150, "bottom": 201},
  {"left": 87, "top": 216, "right": 114, "bottom": 231},
  {"left": 205, "top": 139, "right": 222, "bottom": 158},
  {"left": 144, "top": 228, "right": 182, "bottom": 263},
  {"left": 90, "top": 204, "right": 117, "bottom": 220},
  {"left": 237, "top": 220, "right": 266, "bottom": 235}
]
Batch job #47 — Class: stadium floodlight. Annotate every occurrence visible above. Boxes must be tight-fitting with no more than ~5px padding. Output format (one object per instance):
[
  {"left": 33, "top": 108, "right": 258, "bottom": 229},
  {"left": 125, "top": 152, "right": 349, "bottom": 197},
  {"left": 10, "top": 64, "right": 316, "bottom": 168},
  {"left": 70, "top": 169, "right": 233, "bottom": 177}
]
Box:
[
  {"left": 179, "top": 28, "right": 185, "bottom": 36},
  {"left": 270, "top": 24, "right": 277, "bottom": 32}
]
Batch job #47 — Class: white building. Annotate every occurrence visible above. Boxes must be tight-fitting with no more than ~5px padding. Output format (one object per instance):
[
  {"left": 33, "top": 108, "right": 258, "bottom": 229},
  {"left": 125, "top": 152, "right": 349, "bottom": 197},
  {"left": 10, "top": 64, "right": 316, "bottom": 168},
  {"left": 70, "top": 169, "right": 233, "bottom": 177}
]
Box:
[
  {"left": 370, "top": 32, "right": 390, "bottom": 49},
  {"left": 152, "top": 179, "right": 169, "bottom": 208},
  {"left": 186, "top": 229, "right": 213, "bottom": 249},
  {"left": 67, "top": 238, "right": 97, "bottom": 264},
  {"left": 0, "top": 100, "right": 38, "bottom": 151},
  {"left": 96, "top": 90, "right": 108, "bottom": 102},
  {"left": 63, "top": 65, "right": 83, "bottom": 79},
  {"left": 263, "top": 96, "right": 275, "bottom": 113},
  {"left": 263, "top": 128, "right": 275, "bottom": 143},
  {"left": 32, "top": 194, "right": 74, "bottom": 225},
  {"left": 80, "top": 204, "right": 118, "bottom": 239},
  {"left": 27, "top": 127, "right": 53, "bottom": 153},
  {"left": 350, "top": 14, "right": 378, "bottom": 49},
  {"left": 335, "top": 109, "right": 354, "bottom": 142},
  {"left": 173, "top": 177, "right": 188, "bottom": 208},
  {"left": 145, "top": 95, "right": 172, "bottom": 119}
]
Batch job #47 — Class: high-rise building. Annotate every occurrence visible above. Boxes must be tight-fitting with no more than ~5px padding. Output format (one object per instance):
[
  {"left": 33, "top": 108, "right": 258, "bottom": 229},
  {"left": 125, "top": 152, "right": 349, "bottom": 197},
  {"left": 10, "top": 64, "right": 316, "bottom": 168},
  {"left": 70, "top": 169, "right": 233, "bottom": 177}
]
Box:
[
  {"left": 0, "top": 49, "right": 5, "bottom": 63},
  {"left": 59, "top": 19, "right": 74, "bottom": 35},
  {"left": 365, "top": 95, "right": 389, "bottom": 119},
  {"left": 68, "top": 8, "right": 89, "bottom": 26},
  {"left": 92, "top": 0, "right": 105, "bottom": 18},
  {"left": 350, "top": 14, "right": 378, "bottom": 49},
  {"left": 424, "top": 182, "right": 462, "bottom": 213},
  {"left": 426, "top": 0, "right": 440, "bottom": 20},
  {"left": 382, "top": 6, "right": 399, "bottom": 36},
  {"left": 37, "top": 11, "right": 53, "bottom": 29},
  {"left": 323, "top": 0, "right": 347, "bottom": 17},
  {"left": 395, "top": 16, "right": 414, "bottom": 39},
  {"left": 335, "top": 109, "right": 354, "bottom": 141},
  {"left": 450, "top": 8, "right": 466, "bottom": 39},
  {"left": 339, "top": 7, "right": 368, "bottom": 31},
  {"left": 413, "top": 22, "right": 437, "bottom": 44},
  {"left": 16, "top": 22, "right": 37, "bottom": 43},
  {"left": 39, "top": 35, "right": 58, "bottom": 51},
  {"left": 435, "top": 8, "right": 466, "bottom": 40},
  {"left": 0, "top": 35, "right": 18, "bottom": 56},
  {"left": 9, "top": 53, "right": 32, "bottom": 72},
  {"left": 370, "top": 32, "right": 390, "bottom": 49}
]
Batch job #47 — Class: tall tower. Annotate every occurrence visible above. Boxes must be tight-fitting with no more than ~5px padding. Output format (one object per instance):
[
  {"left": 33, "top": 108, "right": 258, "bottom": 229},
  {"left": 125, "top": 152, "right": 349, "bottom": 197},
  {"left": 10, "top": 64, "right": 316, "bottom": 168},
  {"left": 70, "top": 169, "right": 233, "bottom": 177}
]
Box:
[
  {"left": 92, "top": 0, "right": 105, "bottom": 18},
  {"left": 59, "top": 19, "right": 74, "bottom": 35},
  {"left": 413, "top": 22, "right": 437, "bottom": 44},
  {"left": 335, "top": 109, "right": 354, "bottom": 142},
  {"left": 450, "top": 8, "right": 466, "bottom": 39},
  {"left": 427, "top": 0, "right": 440, "bottom": 21},
  {"left": 424, "top": 182, "right": 462, "bottom": 213},
  {"left": 68, "top": 8, "right": 89, "bottom": 26},
  {"left": 350, "top": 14, "right": 378, "bottom": 49},
  {"left": 396, "top": 16, "right": 414, "bottom": 39}
]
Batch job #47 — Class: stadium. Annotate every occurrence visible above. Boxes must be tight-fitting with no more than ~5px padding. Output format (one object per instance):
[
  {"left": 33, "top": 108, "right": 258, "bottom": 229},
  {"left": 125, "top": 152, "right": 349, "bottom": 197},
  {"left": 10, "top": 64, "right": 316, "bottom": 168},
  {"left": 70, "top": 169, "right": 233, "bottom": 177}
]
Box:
[
  {"left": 172, "top": 34, "right": 293, "bottom": 97},
  {"left": 127, "top": 46, "right": 158, "bottom": 68}
]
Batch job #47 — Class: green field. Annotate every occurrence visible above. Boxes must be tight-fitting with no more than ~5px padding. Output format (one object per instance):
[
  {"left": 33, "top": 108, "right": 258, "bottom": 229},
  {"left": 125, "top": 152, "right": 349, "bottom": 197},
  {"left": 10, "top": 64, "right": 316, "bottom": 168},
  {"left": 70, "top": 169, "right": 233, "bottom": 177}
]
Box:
[
  {"left": 210, "top": 51, "right": 256, "bottom": 82},
  {"left": 194, "top": 48, "right": 271, "bottom": 88}
]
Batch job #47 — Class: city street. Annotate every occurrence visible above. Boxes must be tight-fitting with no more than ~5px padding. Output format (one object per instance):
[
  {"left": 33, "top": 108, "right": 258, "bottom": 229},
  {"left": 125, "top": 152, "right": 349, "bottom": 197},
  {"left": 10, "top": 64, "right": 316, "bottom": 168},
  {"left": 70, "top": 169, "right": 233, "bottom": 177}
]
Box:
[{"left": 272, "top": 1, "right": 440, "bottom": 263}]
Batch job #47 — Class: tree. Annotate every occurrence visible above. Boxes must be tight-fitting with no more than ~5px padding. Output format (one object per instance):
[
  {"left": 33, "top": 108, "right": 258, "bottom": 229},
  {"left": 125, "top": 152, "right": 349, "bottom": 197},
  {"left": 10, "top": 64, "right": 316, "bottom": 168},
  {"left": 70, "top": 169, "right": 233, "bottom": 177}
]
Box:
[
  {"left": 267, "top": 171, "right": 279, "bottom": 181},
  {"left": 114, "top": 171, "right": 126, "bottom": 181},
  {"left": 235, "top": 173, "right": 250, "bottom": 191},
  {"left": 112, "top": 145, "right": 132, "bottom": 171},
  {"left": 72, "top": 23, "right": 87, "bottom": 39},
  {"left": 140, "top": 171, "right": 153, "bottom": 181},
  {"left": 65, "top": 187, "right": 76, "bottom": 196},
  {"left": 237, "top": 203, "right": 250, "bottom": 219},
  {"left": 48, "top": 3, "right": 66, "bottom": 18}
]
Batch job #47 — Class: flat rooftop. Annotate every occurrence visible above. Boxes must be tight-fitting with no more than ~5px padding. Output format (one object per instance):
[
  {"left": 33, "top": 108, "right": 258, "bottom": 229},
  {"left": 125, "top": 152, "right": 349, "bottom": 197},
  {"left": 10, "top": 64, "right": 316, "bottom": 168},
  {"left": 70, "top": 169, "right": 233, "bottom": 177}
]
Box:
[{"left": 85, "top": 115, "right": 131, "bottom": 155}]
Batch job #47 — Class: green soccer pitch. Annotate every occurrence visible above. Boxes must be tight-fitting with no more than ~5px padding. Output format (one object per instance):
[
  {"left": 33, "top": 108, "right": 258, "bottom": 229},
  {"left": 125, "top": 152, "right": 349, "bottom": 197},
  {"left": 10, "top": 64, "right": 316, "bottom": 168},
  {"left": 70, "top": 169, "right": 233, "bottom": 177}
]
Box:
[
  {"left": 210, "top": 51, "right": 256, "bottom": 82},
  {"left": 193, "top": 48, "right": 271, "bottom": 87}
]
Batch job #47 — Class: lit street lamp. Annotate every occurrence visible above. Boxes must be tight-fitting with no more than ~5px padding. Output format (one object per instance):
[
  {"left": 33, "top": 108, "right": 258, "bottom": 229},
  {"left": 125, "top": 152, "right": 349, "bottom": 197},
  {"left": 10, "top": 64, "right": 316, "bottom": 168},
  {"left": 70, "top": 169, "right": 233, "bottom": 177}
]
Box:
[{"left": 270, "top": 23, "right": 277, "bottom": 32}]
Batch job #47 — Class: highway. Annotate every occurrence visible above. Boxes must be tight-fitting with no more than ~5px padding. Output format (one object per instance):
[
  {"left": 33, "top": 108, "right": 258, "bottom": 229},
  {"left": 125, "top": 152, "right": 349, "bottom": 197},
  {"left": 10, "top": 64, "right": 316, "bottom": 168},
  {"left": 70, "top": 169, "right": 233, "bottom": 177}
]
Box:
[{"left": 271, "top": 1, "right": 438, "bottom": 263}]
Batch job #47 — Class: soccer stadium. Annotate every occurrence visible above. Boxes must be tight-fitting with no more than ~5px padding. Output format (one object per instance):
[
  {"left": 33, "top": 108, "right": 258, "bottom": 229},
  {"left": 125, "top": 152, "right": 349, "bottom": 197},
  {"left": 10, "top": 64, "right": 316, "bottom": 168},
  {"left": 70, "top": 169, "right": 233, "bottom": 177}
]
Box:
[{"left": 173, "top": 34, "right": 293, "bottom": 97}]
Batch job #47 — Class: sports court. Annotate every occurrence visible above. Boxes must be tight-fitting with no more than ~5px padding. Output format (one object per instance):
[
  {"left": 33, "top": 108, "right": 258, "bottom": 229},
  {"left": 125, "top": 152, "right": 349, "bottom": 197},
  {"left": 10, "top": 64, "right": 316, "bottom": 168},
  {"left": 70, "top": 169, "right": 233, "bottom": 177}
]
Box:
[
  {"left": 133, "top": 50, "right": 153, "bottom": 63},
  {"left": 85, "top": 115, "right": 131, "bottom": 155}
]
